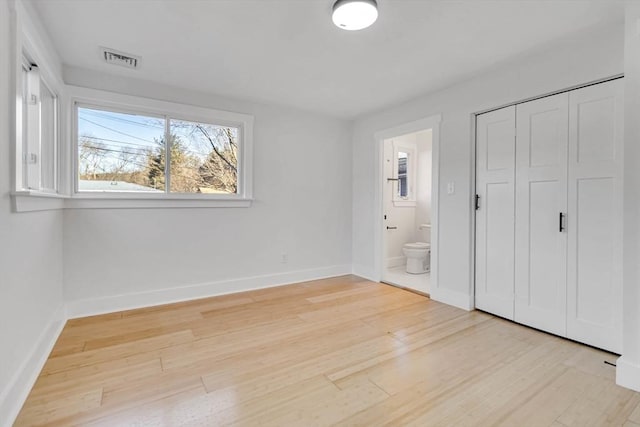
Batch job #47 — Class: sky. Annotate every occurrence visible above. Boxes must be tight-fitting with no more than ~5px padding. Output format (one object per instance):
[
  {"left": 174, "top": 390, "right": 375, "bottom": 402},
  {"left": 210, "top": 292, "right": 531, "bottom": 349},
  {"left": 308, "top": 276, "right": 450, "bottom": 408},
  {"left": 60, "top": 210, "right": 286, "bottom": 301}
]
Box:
[{"left": 77, "top": 107, "right": 165, "bottom": 162}]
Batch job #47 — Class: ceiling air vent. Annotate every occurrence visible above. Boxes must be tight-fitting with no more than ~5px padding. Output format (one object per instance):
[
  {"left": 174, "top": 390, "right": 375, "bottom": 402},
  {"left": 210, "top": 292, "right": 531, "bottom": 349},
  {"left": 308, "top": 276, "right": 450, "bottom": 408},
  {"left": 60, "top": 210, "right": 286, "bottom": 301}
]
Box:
[{"left": 100, "top": 47, "right": 140, "bottom": 69}]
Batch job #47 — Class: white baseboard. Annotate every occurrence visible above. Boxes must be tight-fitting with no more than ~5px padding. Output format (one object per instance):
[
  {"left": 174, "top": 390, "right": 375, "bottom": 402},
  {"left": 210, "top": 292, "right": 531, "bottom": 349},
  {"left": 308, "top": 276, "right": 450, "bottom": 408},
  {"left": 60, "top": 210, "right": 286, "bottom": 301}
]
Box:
[
  {"left": 66, "top": 264, "right": 352, "bottom": 319},
  {"left": 386, "top": 256, "right": 406, "bottom": 269},
  {"left": 351, "top": 264, "right": 377, "bottom": 282},
  {"left": 0, "top": 303, "right": 66, "bottom": 427},
  {"left": 430, "top": 286, "right": 474, "bottom": 311},
  {"left": 616, "top": 356, "right": 640, "bottom": 392}
]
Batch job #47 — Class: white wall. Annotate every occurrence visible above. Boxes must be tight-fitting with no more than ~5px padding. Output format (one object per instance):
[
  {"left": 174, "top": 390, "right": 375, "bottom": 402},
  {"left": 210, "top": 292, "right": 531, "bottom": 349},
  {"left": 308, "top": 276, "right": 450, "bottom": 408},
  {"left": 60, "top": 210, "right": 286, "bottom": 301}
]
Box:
[
  {"left": 415, "top": 130, "right": 432, "bottom": 239},
  {"left": 61, "top": 68, "right": 353, "bottom": 313},
  {"left": 352, "top": 24, "right": 624, "bottom": 307},
  {"left": 0, "top": 0, "right": 65, "bottom": 423},
  {"left": 617, "top": 1, "right": 640, "bottom": 392}
]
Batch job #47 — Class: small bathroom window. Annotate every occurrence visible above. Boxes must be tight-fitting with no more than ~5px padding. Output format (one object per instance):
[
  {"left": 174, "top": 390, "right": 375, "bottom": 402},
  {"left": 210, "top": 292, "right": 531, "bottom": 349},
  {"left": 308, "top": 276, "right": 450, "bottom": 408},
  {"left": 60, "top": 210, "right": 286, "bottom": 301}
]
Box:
[
  {"left": 397, "top": 151, "right": 408, "bottom": 198},
  {"left": 393, "top": 142, "right": 416, "bottom": 206}
]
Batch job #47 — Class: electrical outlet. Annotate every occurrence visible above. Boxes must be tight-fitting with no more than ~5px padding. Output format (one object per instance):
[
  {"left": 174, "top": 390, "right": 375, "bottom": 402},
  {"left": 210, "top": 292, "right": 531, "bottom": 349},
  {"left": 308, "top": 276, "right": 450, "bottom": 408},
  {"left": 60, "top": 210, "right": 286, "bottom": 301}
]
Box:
[{"left": 281, "top": 253, "right": 288, "bottom": 264}]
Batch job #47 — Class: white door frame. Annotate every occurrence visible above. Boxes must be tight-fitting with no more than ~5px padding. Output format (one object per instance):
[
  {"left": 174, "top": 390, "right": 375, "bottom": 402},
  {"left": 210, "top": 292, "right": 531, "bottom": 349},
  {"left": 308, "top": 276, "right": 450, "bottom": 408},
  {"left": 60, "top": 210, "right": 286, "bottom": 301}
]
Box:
[{"left": 374, "top": 114, "right": 442, "bottom": 289}]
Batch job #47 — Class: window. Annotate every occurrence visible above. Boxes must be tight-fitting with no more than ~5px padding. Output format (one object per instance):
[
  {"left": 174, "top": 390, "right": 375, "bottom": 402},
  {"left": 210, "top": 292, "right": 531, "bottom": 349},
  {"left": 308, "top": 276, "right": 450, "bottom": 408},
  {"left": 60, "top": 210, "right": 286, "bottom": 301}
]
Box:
[
  {"left": 77, "top": 107, "right": 166, "bottom": 193},
  {"left": 14, "top": 81, "right": 253, "bottom": 210},
  {"left": 20, "top": 57, "right": 58, "bottom": 193},
  {"left": 74, "top": 99, "right": 250, "bottom": 200},
  {"left": 169, "top": 118, "right": 238, "bottom": 194},
  {"left": 397, "top": 151, "right": 408, "bottom": 198},
  {"left": 393, "top": 141, "right": 416, "bottom": 206}
]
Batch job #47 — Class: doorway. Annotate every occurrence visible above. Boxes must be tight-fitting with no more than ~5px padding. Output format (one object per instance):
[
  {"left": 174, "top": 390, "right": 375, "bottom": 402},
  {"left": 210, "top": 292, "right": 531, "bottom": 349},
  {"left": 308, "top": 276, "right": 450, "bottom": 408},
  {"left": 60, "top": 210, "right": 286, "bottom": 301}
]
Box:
[{"left": 374, "top": 115, "right": 441, "bottom": 296}]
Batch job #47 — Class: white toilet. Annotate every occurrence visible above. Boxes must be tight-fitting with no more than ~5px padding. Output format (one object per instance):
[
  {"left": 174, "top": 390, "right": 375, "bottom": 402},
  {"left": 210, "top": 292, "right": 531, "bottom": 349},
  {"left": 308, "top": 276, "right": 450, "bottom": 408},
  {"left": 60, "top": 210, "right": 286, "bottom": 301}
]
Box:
[{"left": 402, "top": 224, "right": 431, "bottom": 274}]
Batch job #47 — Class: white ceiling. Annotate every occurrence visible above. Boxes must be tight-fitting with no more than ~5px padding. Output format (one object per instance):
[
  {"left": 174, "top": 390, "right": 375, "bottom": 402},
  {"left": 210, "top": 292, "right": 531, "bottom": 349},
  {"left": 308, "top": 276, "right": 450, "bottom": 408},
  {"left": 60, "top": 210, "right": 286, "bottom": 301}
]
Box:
[{"left": 30, "top": 0, "right": 623, "bottom": 119}]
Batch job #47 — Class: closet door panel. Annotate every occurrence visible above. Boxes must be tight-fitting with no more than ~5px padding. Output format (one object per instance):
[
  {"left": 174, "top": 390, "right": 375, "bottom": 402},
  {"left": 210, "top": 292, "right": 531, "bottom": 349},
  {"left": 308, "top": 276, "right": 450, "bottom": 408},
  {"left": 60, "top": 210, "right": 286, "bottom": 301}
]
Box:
[
  {"left": 567, "top": 79, "right": 623, "bottom": 353},
  {"left": 475, "top": 106, "right": 516, "bottom": 320},
  {"left": 514, "top": 93, "right": 568, "bottom": 336},
  {"left": 575, "top": 178, "right": 615, "bottom": 325},
  {"left": 485, "top": 183, "right": 514, "bottom": 297}
]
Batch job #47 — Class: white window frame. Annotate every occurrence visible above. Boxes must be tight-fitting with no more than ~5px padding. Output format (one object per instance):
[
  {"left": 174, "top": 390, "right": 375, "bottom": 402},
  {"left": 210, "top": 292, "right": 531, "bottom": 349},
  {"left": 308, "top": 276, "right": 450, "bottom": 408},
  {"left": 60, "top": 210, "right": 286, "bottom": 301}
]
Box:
[
  {"left": 21, "top": 60, "right": 59, "bottom": 193},
  {"left": 392, "top": 140, "right": 417, "bottom": 207},
  {"left": 66, "top": 86, "right": 254, "bottom": 209},
  {"left": 11, "top": 0, "right": 67, "bottom": 212}
]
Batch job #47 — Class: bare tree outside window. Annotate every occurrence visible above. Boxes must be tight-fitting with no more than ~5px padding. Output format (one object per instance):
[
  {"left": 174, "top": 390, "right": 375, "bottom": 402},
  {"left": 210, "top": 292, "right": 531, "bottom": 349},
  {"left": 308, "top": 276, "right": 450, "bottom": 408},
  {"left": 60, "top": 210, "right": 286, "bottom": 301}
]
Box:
[{"left": 170, "top": 119, "right": 238, "bottom": 194}]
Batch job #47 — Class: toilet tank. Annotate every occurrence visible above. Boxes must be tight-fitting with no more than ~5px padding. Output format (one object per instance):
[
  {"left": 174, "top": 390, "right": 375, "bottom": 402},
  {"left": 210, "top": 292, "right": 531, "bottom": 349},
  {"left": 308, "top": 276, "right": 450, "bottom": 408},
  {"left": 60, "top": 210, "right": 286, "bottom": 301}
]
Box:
[{"left": 419, "top": 223, "right": 431, "bottom": 243}]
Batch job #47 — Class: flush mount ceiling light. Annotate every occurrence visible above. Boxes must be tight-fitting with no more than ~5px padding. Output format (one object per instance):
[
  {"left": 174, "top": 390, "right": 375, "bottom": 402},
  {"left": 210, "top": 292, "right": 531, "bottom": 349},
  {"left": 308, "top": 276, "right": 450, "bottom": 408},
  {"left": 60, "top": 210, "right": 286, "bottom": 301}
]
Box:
[{"left": 332, "top": 0, "right": 378, "bottom": 31}]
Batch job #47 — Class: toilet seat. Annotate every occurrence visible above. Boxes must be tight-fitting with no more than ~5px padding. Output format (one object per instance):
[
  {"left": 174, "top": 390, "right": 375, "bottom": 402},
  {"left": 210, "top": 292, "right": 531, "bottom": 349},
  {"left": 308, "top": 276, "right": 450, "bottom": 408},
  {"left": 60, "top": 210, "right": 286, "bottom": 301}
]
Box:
[{"left": 404, "top": 242, "right": 430, "bottom": 250}]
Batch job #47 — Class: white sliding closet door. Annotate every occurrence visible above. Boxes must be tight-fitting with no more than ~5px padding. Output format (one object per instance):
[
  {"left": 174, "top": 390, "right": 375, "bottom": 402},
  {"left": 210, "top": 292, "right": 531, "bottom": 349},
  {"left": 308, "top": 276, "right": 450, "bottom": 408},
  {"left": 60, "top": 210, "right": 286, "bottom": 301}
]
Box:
[
  {"left": 566, "top": 79, "right": 623, "bottom": 353},
  {"left": 475, "top": 79, "right": 623, "bottom": 353},
  {"left": 475, "top": 106, "right": 516, "bottom": 320},
  {"left": 514, "top": 93, "right": 569, "bottom": 336}
]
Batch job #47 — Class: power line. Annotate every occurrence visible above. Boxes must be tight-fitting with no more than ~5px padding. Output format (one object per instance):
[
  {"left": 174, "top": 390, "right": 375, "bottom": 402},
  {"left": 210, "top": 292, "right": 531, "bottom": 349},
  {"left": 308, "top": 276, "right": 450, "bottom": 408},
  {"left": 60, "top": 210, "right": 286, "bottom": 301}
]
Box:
[
  {"left": 79, "top": 112, "right": 237, "bottom": 149},
  {"left": 79, "top": 144, "right": 210, "bottom": 170},
  {"left": 79, "top": 117, "right": 156, "bottom": 143},
  {"left": 79, "top": 145, "right": 151, "bottom": 167},
  {"left": 80, "top": 109, "right": 164, "bottom": 129},
  {"left": 80, "top": 135, "right": 155, "bottom": 150},
  {"left": 79, "top": 135, "right": 225, "bottom": 160},
  {"left": 78, "top": 118, "right": 236, "bottom": 159}
]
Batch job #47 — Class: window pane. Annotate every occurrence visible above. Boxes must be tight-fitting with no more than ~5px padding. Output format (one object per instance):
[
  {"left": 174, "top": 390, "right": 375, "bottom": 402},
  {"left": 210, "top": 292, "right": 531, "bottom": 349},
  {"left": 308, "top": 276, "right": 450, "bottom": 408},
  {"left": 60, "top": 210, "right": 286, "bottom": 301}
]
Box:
[
  {"left": 40, "top": 81, "right": 56, "bottom": 191},
  {"left": 169, "top": 119, "right": 239, "bottom": 194},
  {"left": 77, "top": 107, "right": 166, "bottom": 192},
  {"left": 398, "top": 151, "right": 408, "bottom": 198},
  {"left": 21, "top": 65, "right": 28, "bottom": 187}
]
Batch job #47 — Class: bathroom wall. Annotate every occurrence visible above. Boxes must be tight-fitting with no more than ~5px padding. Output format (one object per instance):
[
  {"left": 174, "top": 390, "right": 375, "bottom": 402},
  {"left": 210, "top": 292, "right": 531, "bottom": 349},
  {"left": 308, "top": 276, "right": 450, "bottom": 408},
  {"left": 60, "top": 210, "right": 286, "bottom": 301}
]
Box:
[{"left": 415, "top": 130, "right": 432, "bottom": 241}]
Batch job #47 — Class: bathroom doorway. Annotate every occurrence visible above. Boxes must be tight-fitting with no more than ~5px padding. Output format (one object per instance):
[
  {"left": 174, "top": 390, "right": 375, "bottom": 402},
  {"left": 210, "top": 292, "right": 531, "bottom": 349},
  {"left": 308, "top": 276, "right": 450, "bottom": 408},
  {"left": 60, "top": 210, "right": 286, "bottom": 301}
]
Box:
[{"left": 374, "top": 115, "right": 440, "bottom": 296}]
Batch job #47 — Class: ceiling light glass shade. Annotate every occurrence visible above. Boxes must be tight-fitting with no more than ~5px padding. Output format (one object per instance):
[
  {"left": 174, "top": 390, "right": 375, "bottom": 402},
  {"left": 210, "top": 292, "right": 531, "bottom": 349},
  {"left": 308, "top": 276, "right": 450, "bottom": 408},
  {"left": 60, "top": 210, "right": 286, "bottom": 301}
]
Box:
[{"left": 332, "top": 0, "right": 378, "bottom": 31}]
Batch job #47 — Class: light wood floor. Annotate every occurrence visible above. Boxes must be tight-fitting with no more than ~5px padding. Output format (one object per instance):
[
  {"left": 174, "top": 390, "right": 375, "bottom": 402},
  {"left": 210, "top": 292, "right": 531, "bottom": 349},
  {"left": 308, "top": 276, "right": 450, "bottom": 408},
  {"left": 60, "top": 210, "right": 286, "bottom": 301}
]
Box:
[{"left": 15, "top": 275, "right": 640, "bottom": 426}]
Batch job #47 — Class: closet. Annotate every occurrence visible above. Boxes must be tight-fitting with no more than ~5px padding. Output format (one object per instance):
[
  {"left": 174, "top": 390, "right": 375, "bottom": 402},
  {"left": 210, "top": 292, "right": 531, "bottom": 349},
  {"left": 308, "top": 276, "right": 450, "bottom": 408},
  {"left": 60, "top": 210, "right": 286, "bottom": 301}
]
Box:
[{"left": 474, "top": 78, "right": 623, "bottom": 353}]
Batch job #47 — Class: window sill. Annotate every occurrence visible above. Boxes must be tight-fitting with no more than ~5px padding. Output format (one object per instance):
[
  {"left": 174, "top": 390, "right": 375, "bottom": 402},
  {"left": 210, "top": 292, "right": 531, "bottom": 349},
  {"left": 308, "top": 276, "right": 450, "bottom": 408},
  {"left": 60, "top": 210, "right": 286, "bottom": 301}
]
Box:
[
  {"left": 393, "top": 200, "right": 417, "bottom": 207},
  {"left": 66, "top": 193, "right": 253, "bottom": 209},
  {"left": 12, "top": 190, "right": 67, "bottom": 212},
  {"left": 12, "top": 191, "right": 253, "bottom": 211}
]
